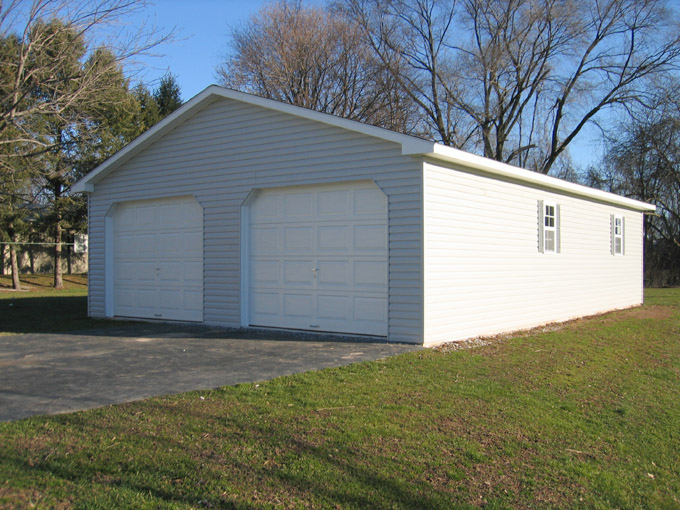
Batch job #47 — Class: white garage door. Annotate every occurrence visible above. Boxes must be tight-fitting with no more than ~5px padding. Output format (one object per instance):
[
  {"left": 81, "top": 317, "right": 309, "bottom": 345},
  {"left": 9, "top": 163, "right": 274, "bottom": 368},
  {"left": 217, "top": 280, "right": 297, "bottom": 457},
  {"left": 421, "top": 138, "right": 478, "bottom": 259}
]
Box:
[
  {"left": 248, "top": 182, "right": 388, "bottom": 336},
  {"left": 113, "top": 196, "right": 203, "bottom": 322}
]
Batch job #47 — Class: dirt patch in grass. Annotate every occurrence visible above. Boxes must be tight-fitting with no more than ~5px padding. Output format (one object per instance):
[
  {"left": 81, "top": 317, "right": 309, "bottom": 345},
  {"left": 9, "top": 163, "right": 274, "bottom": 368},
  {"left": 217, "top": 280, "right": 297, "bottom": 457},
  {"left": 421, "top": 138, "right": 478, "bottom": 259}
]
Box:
[
  {"left": 598, "top": 305, "right": 674, "bottom": 322},
  {"left": 0, "top": 486, "right": 72, "bottom": 510},
  {"left": 434, "top": 304, "right": 676, "bottom": 354}
]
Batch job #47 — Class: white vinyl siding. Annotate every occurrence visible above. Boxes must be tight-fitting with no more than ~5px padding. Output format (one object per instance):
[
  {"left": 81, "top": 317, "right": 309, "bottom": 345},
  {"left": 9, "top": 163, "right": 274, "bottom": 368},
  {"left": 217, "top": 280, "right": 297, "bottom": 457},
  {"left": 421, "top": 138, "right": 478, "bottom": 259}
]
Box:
[
  {"left": 423, "top": 161, "right": 644, "bottom": 346},
  {"left": 87, "top": 97, "right": 422, "bottom": 343}
]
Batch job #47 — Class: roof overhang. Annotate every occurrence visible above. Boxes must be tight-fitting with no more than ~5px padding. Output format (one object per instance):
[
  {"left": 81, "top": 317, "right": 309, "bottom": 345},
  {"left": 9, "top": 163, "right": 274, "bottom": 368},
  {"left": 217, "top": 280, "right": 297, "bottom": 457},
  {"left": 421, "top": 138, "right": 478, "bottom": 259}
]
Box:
[
  {"left": 72, "top": 85, "right": 655, "bottom": 213},
  {"left": 408, "top": 143, "right": 656, "bottom": 212}
]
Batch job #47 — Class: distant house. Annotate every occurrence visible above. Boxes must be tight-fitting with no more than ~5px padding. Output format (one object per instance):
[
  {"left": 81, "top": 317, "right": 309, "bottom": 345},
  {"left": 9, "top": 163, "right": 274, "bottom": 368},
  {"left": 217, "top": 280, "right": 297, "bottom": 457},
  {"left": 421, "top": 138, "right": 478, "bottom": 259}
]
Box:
[{"left": 73, "top": 86, "right": 654, "bottom": 346}]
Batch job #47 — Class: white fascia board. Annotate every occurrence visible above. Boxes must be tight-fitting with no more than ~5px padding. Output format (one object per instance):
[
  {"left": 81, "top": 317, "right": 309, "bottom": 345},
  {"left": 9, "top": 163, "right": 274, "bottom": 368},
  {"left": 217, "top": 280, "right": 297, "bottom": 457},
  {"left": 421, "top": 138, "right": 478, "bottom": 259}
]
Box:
[{"left": 415, "top": 143, "right": 656, "bottom": 213}]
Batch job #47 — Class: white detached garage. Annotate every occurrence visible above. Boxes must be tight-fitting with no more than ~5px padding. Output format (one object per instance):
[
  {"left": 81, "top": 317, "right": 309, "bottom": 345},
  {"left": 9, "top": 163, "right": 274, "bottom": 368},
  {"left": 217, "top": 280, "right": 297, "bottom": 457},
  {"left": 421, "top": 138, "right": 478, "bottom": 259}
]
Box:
[{"left": 73, "top": 86, "right": 655, "bottom": 346}]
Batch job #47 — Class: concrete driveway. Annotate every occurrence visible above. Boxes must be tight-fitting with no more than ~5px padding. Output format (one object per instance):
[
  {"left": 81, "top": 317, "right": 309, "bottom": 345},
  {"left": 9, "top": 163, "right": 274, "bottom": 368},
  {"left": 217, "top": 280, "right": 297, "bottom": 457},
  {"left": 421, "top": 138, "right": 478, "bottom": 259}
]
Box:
[{"left": 0, "top": 323, "right": 419, "bottom": 422}]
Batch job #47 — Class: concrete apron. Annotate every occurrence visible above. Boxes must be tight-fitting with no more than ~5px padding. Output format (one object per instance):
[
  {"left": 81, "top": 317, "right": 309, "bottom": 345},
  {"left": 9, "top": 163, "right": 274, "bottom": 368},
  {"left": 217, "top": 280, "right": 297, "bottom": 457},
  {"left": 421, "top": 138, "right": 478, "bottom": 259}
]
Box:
[{"left": 0, "top": 323, "right": 420, "bottom": 422}]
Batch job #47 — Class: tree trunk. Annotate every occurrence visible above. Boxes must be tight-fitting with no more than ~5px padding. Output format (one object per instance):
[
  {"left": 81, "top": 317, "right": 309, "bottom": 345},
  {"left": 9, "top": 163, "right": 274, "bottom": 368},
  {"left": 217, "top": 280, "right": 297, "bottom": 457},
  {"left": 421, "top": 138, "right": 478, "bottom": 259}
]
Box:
[
  {"left": 67, "top": 240, "right": 72, "bottom": 275},
  {"left": 0, "top": 243, "right": 4, "bottom": 275},
  {"left": 8, "top": 225, "right": 21, "bottom": 289},
  {"left": 54, "top": 219, "right": 63, "bottom": 289}
]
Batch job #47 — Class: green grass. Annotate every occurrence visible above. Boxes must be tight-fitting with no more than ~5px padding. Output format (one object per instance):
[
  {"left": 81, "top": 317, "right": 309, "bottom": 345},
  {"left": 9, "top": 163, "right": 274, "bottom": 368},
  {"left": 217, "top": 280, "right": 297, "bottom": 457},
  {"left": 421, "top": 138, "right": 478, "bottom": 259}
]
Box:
[
  {"left": 1, "top": 289, "right": 679, "bottom": 509},
  {"left": 0, "top": 274, "right": 122, "bottom": 334}
]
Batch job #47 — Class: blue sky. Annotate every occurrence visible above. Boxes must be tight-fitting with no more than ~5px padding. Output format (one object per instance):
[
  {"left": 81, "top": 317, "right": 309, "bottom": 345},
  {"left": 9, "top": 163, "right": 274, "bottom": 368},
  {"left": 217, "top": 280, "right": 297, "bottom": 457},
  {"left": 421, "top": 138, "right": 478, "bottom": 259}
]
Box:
[
  {"left": 129, "top": 0, "right": 274, "bottom": 100},
  {"left": 129, "top": 0, "right": 601, "bottom": 168}
]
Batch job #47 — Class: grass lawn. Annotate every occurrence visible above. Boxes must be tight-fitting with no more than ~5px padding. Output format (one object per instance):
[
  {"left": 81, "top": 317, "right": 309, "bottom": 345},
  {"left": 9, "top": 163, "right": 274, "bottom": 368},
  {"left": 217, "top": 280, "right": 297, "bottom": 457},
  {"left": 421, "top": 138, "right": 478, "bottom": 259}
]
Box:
[{"left": 1, "top": 289, "right": 679, "bottom": 509}]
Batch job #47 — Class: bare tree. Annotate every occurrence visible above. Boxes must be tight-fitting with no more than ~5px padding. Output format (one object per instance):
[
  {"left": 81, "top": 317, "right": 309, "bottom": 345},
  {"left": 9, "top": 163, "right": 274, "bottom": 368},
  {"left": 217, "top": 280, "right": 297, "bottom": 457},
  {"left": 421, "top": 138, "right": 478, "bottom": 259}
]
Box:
[
  {"left": 590, "top": 87, "right": 680, "bottom": 286},
  {"left": 217, "top": 0, "right": 417, "bottom": 133},
  {"left": 0, "top": 0, "right": 169, "bottom": 160},
  {"left": 0, "top": 0, "right": 171, "bottom": 288},
  {"left": 340, "top": 0, "right": 680, "bottom": 174}
]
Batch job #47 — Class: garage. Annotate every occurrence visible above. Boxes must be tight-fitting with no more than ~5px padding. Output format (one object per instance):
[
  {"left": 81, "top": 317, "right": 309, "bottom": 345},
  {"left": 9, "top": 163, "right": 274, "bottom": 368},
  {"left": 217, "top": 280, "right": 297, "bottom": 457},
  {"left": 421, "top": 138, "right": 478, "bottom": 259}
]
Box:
[
  {"left": 75, "top": 86, "right": 655, "bottom": 345},
  {"left": 246, "top": 182, "right": 388, "bottom": 336},
  {"left": 112, "top": 196, "right": 203, "bottom": 322}
]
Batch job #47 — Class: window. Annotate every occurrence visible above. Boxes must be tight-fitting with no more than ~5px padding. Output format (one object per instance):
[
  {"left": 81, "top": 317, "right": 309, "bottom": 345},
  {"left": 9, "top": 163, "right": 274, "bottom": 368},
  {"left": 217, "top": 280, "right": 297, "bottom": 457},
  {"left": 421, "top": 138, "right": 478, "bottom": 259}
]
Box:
[
  {"left": 544, "top": 203, "right": 556, "bottom": 253},
  {"left": 538, "top": 200, "right": 560, "bottom": 253},
  {"left": 612, "top": 215, "right": 624, "bottom": 255}
]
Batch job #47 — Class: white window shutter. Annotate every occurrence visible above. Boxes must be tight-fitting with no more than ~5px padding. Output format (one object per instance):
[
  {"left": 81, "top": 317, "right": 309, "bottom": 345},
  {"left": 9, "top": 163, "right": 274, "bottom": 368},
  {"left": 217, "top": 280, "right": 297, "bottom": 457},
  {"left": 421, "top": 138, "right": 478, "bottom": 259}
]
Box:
[
  {"left": 556, "top": 204, "right": 561, "bottom": 253},
  {"left": 610, "top": 214, "right": 615, "bottom": 255},
  {"left": 622, "top": 217, "right": 625, "bottom": 255},
  {"left": 538, "top": 200, "right": 544, "bottom": 253}
]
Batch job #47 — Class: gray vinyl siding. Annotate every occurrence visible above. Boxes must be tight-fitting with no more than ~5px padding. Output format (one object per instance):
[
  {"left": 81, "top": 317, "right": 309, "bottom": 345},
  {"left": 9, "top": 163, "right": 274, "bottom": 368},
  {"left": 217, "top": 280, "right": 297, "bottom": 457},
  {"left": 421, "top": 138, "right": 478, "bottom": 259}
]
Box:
[
  {"left": 87, "top": 97, "right": 423, "bottom": 343},
  {"left": 422, "top": 161, "right": 644, "bottom": 345}
]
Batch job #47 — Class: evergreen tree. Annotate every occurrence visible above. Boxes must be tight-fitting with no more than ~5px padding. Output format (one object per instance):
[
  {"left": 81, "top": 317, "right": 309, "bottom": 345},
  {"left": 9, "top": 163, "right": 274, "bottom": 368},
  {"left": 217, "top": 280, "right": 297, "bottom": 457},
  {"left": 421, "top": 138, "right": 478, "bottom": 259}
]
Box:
[
  {"left": 133, "top": 83, "right": 161, "bottom": 132},
  {"left": 154, "top": 73, "right": 183, "bottom": 118}
]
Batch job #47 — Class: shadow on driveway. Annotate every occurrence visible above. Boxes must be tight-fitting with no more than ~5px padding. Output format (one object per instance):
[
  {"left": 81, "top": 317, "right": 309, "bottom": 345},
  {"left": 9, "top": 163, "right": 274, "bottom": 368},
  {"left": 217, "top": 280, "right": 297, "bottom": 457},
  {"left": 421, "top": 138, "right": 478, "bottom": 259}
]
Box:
[{"left": 0, "top": 322, "right": 420, "bottom": 422}]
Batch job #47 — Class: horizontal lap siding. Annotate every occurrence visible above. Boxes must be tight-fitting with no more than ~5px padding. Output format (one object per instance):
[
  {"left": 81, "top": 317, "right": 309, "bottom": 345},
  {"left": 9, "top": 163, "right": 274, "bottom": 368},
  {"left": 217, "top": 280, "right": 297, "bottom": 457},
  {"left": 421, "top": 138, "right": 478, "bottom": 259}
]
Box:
[
  {"left": 423, "top": 162, "right": 643, "bottom": 346},
  {"left": 88, "top": 98, "right": 423, "bottom": 343}
]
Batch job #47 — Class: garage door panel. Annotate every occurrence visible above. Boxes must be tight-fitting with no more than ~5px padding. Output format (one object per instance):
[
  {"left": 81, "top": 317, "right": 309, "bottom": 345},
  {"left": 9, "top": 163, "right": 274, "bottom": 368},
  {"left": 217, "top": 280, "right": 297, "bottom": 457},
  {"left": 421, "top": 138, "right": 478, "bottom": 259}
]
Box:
[
  {"left": 252, "top": 292, "right": 280, "bottom": 315},
  {"left": 252, "top": 194, "right": 282, "bottom": 220},
  {"left": 249, "top": 182, "right": 387, "bottom": 336},
  {"left": 158, "top": 232, "right": 184, "bottom": 253},
  {"left": 318, "top": 190, "right": 350, "bottom": 216},
  {"left": 284, "top": 227, "right": 313, "bottom": 250},
  {"left": 354, "top": 297, "right": 387, "bottom": 322},
  {"left": 158, "top": 203, "right": 182, "bottom": 225},
  {"left": 114, "top": 262, "right": 137, "bottom": 281},
  {"left": 284, "top": 192, "right": 313, "bottom": 217},
  {"left": 181, "top": 232, "right": 203, "bottom": 253},
  {"left": 158, "top": 262, "right": 182, "bottom": 282},
  {"left": 116, "top": 207, "right": 135, "bottom": 228},
  {"left": 317, "top": 261, "right": 348, "bottom": 286},
  {"left": 182, "top": 290, "right": 203, "bottom": 310},
  {"left": 181, "top": 202, "right": 203, "bottom": 225},
  {"left": 354, "top": 261, "right": 387, "bottom": 288},
  {"left": 354, "top": 225, "right": 387, "bottom": 251},
  {"left": 252, "top": 260, "right": 280, "bottom": 284},
  {"left": 183, "top": 263, "right": 203, "bottom": 282},
  {"left": 283, "top": 294, "right": 314, "bottom": 317},
  {"left": 159, "top": 289, "right": 182, "bottom": 309},
  {"left": 137, "top": 234, "right": 158, "bottom": 255},
  {"left": 283, "top": 260, "right": 315, "bottom": 285},
  {"left": 114, "top": 234, "right": 137, "bottom": 256},
  {"left": 136, "top": 205, "right": 158, "bottom": 227},
  {"left": 317, "top": 295, "right": 348, "bottom": 319},
  {"left": 318, "top": 226, "right": 349, "bottom": 251},
  {"left": 135, "top": 262, "right": 158, "bottom": 282},
  {"left": 252, "top": 227, "right": 280, "bottom": 252},
  {"left": 113, "top": 197, "right": 203, "bottom": 322}
]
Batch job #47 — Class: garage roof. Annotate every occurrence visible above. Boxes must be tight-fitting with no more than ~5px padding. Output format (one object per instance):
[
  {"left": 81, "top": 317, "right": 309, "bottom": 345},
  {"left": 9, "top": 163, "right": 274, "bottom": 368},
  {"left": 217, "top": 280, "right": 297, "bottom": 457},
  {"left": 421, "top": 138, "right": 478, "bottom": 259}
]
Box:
[{"left": 72, "top": 85, "right": 655, "bottom": 212}]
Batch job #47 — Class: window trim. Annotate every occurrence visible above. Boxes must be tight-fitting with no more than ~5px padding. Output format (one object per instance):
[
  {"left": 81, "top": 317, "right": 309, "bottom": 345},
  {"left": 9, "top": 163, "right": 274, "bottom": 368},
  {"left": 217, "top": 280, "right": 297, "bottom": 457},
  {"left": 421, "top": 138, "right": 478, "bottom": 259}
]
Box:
[
  {"left": 612, "top": 214, "right": 624, "bottom": 256},
  {"left": 538, "top": 200, "right": 560, "bottom": 254},
  {"left": 544, "top": 202, "right": 557, "bottom": 253}
]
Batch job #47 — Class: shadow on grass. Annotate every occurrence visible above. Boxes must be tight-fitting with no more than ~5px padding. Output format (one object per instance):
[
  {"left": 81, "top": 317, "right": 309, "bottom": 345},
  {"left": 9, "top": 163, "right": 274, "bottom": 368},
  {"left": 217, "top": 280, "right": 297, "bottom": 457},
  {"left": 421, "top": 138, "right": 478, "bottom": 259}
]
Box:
[
  {"left": 5, "top": 402, "right": 466, "bottom": 509},
  {"left": 0, "top": 296, "right": 106, "bottom": 335}
]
